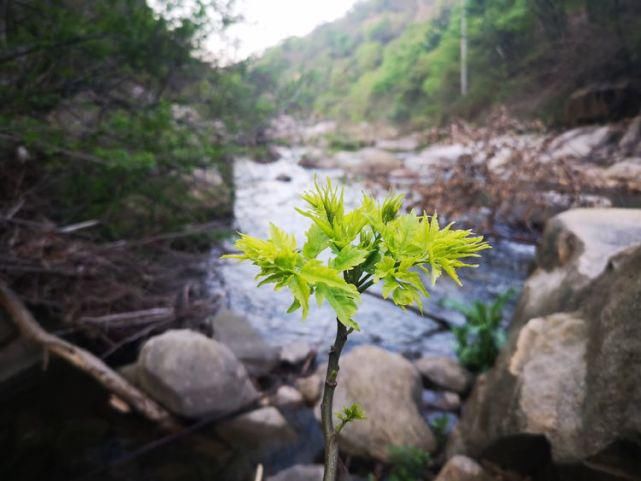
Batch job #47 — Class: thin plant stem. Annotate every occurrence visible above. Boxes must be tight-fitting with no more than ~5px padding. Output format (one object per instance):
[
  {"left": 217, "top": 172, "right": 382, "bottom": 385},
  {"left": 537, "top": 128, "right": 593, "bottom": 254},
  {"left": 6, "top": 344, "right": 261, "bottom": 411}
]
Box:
[{"left": 321, "top": 319, "right": 349, "bottom": 481}]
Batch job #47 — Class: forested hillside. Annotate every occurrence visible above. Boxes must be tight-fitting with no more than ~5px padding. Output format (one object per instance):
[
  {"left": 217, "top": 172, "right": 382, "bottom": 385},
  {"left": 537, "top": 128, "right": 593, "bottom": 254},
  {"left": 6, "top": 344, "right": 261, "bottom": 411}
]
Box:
[{"left": 253, "top": 0, "right": 641, "bottom": 125}]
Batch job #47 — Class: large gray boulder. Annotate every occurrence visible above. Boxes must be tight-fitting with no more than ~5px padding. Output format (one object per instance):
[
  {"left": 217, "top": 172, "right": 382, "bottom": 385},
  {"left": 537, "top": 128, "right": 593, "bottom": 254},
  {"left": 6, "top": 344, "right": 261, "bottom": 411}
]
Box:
[
  {"left": 296, "top": 373, "right": 322, "bottom": 405},
  {"left": 138, "top": 329, "right": 259, "bottom": 418},
  {"left": 315, "top": 345, "right": 436, "bottom": 461},
  {"left": 547, "top": 125, "right": 612, "bottom": 159},
  {"left": 216, "top": 406, "right": 295, "bottom": 447},
  {"left": 337, "top": 148, "right": 403, "bottom": 176},
  {"left": 451, "top": 208, "right": 641, "bottom": 479},
  {"left": 209, "top": 309, "right": 279, "bottom": 376},
  {"left": 405, "top": 144, "right": 470, "bottom": 173},
  {"left": 414, "top": 356, "right": 473, "bottom": 394},
  {"left": 279, "top": 340, "right": 313, "bottom": 365},
  {"left": 435, "top": 455, "right": 493, "bottom": 481},
  {"left": 271, "top": 385, "right": 304, "bottom": 406},
  {"left": 515, "top": 208, "right": 641, "bottom": 325}
]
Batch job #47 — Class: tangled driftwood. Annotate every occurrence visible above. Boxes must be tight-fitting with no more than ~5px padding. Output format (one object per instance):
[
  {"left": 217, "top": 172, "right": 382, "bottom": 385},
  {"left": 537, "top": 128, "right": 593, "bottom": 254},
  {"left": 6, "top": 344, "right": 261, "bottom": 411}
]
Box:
[
  {"left": 0, "top": 215, "right": 225, "bottom": 357},
  {"left": 380, "top": 110, "right": 641, "bottom": 238},
  {"left": 0, "top": 281, "right": 180, "bottom": 430}
]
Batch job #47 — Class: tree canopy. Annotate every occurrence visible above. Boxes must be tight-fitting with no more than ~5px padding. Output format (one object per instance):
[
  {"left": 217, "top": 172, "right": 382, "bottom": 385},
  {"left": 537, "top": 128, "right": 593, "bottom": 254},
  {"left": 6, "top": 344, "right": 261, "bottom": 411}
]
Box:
[{"left": 252, "top": 0, "right": 641, "bottom": 125}]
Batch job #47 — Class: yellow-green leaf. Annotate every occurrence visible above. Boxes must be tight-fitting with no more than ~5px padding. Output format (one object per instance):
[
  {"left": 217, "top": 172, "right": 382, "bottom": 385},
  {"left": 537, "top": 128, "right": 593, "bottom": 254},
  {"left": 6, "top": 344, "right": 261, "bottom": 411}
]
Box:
[
  {"left": 288, "top": 274, "right": 311, "bottom": 318},
  {"left": 315, "top": 283, "right": 361, "bottom": 330},
  {"left": 331, "top": 245, "right": 368, "bottom": 272}
]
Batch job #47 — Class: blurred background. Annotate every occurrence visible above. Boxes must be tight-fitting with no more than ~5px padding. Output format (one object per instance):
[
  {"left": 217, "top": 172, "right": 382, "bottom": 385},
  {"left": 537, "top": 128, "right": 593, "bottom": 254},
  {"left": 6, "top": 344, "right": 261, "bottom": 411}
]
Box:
[{"left": 1, "top": 1, "right": 641, "bottom": 480}]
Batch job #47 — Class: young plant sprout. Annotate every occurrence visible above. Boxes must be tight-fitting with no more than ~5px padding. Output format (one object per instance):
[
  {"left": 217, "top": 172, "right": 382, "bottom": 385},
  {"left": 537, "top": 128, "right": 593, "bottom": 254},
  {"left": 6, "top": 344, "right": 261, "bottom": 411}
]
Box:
[{"left": 223, "top": 178, "right": 490, "bottom": 481}]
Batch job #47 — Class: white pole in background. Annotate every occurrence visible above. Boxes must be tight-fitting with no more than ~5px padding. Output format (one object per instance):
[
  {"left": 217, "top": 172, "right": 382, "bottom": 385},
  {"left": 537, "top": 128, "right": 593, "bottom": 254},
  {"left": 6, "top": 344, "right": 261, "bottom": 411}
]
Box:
[{"left": 461, "top": 0, "right": 468, "bottom": 96}]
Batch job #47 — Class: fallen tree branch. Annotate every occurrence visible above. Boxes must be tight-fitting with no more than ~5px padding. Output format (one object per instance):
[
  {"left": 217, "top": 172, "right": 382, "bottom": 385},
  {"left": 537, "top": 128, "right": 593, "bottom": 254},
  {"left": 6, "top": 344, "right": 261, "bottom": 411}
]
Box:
[
  {"left": 100, "top": 318, "right": 174, "bottom": 360},
  {"left": 58, "top": 219, "right": 100, "bottom": 233},
  {"left": 0, "top": 281, "right": 181, "bottom": 431},
  {"left": 79, "top": 307, "right": 174, "bottom": 328}
]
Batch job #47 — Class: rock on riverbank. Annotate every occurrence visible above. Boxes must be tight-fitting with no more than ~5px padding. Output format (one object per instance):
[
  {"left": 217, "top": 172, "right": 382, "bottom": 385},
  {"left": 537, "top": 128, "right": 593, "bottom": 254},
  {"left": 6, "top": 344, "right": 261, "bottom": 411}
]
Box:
[
  {"left": 315, "top": 345, "right": 436, "bottom": 461},
  {"left": 137, "top": 329, "right": 259, "bottom": 418},
  {"left": 447, "top": 208, "right": 641, "bottom": 480}
]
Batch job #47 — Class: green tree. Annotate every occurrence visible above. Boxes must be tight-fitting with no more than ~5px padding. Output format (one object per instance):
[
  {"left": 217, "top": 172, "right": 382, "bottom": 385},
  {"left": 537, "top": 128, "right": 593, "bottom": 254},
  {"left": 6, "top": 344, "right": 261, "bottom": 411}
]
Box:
[
  {"left": 223, "top": 178, "right": 489, "bottom": 481},
  {"left": 0, "top": 0, "right": 269, "bottom": 237}
]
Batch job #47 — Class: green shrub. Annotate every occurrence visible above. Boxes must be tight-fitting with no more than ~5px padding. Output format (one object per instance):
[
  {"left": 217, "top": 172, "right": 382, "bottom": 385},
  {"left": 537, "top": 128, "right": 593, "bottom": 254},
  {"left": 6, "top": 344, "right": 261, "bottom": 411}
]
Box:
[
  {"left": 325, "top": 132, "right": 370, "bottom": 152},
  {"left": 387, "top": 445, "right": 431, "bottom": 481},
  {"left": 446, "top": 290, "right": 515, "bottom": 373},
  {"left": 429, "top": 414, "right": 451, "bottom": 447}
]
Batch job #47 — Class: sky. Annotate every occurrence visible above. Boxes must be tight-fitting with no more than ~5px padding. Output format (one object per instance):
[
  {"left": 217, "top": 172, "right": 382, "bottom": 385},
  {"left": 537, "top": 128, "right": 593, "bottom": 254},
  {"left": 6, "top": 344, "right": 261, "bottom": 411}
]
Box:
[{"left": 208, "top": 0, "right": 361, "bottom": 62}]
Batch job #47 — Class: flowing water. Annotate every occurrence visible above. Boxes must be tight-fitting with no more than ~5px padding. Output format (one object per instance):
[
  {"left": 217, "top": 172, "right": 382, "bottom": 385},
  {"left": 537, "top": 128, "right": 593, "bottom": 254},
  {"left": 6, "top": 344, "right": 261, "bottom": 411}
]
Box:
[
  {"left": 219, "top": 146, "right": 536, "bottom": 358},
  {"left": 0, "top": 144, "right": 536, "bottom": 481}
]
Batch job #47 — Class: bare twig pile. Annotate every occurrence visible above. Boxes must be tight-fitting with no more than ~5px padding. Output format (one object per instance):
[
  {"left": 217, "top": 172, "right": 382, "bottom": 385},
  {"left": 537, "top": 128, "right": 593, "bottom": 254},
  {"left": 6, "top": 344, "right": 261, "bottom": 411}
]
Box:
[
  {"left": 0, "top": 156, "right": 225, "bottom": 361},
  {"left": 405, "top": 110, "right": 641, "bottom": 239}
]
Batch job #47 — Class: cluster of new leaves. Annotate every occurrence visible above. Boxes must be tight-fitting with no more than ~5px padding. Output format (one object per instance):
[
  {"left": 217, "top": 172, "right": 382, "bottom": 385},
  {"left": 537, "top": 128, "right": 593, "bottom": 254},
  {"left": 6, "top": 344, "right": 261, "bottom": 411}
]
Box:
[
  {"left": 336, "top": 403, "right": 367, "bottom": 434},
  {"left": 224, "top": 179, "right": 490, "bottom": 330}
]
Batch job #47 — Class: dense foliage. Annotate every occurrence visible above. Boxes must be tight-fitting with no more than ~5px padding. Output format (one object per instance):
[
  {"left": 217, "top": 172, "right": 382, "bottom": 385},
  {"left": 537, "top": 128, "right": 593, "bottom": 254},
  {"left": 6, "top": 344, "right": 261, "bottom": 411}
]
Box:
[
  {"left": 386, "top": 445, "right": 431, "bottom": 481},
  {"left": 253, "top": 0, "right": 641, "bottom": 125},
  {"left": 447, "top": 289, "right": 514, "bottom": 373},
  {"left": 0, "top": 0, "right": 271, "bottom": 238},
  {"left": 224, "top": 178, "right": 489, "bottom": 330}
]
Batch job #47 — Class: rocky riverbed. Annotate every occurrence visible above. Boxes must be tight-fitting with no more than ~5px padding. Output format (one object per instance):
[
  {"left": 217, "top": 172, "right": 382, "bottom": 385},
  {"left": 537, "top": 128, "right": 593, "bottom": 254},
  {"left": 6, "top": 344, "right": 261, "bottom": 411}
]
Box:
[
  {"left": 111, "top": 205, "right": 641, "bottom": 481},
  {"left": 218, "top": 145, "right": 534, "bottom": 356},
  {"left": 2, "top": 116, "right": 641, "bottom": 481}
]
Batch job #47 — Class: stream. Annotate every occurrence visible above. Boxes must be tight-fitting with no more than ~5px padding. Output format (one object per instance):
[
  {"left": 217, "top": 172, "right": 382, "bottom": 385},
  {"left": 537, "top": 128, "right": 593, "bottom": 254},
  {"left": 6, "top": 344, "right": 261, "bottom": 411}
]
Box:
[
  {"left": 219, "top": 145, "right": 536, "bottom": 358},
  {"left": 1, "top": 143, "right": 536, "bottom": 481}
]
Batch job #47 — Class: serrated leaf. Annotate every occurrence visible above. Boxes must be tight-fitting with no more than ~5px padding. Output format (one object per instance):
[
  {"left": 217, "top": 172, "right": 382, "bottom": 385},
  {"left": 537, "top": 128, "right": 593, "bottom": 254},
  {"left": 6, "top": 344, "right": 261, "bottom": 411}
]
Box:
[
  {"left": 337, "top": 208, "right": 368, "bottom": 248},
  {"left": 392, "top": 285, "right": 422, "bottom": 309},
  {"left": 381, "top": 194, "right": 404, "bottom": 223},
  {"left": 299, "top": 260, "right": 349, "bottom": 289},
  {"left": 302, "top": 223, "right": 330, "bottom": 258},
  {"left": 288, "top": 274, "right": 310, "bottom": 318},
  {"left": 315, "top": 283, "right": 361, "bottom": 330},
  {"left": 257, "top": 273, "right": 288, "bottom": 288},
  {"left": 222, "top": 177, "right": 492, "bottom": 328},
  {"left": 374, "top": 255, "right": 396, "bottom": 280},
  {"left": 331, "top": 245, "right": 368, "bottom": 272},
  {"left": 268, "top": 223, "right": 297, "bottom": 251},
  {"left": 442, "top": 261, "right": 462, "bottom": 286},
  {"left": 297, "top": 177, "right": 345, "bottom": 241},
  {"left": 360, "top": 249, "right": 382, "bottom": 274},
  {"left": 287, "top": 298, "right": 301, "bottom": 313},
  {"left": 395, "top": 269, "right": 429, "bottom": 297},
  {"left": 381, "top": 276, "right": 398, "bottom": 298}
]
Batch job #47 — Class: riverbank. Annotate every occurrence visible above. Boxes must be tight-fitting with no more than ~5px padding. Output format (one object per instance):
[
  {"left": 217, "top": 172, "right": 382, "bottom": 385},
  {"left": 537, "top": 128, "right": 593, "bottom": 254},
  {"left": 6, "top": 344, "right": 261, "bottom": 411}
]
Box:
[
  {"left": 269, "top": 111, "right": 641, "bottom": 235},
  {"left": 2, "top": 113, "right": 641, "bottom": 481}
]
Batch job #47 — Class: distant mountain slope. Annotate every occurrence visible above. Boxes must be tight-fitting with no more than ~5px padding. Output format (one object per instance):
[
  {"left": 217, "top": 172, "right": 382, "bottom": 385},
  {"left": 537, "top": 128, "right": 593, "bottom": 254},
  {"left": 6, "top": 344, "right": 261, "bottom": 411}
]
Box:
[
  {"left": 252, "top": 0, "right": 641, "bottom": 126},
  {"left": 252, "top": 0, "right": 454, "bottom": 122}
]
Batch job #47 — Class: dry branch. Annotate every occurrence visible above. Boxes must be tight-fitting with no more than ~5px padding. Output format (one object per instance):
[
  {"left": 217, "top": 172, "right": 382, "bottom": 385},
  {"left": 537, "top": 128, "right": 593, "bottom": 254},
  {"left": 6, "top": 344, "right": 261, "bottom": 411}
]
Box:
[
  {"left": 0, "top": 280, "right": 181, "bottom": 431},
  {"left": 79, "top": 307, "right": 175, "bottom": 327}
]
